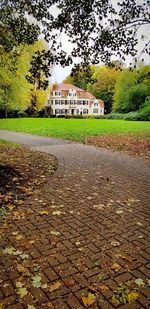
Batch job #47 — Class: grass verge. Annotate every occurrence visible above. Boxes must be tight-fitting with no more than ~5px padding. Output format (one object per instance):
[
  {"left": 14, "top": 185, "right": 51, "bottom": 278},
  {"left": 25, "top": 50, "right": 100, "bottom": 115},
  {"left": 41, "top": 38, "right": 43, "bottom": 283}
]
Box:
[{"left": 0, "top": 118, "right": 150, "bottom": 141}]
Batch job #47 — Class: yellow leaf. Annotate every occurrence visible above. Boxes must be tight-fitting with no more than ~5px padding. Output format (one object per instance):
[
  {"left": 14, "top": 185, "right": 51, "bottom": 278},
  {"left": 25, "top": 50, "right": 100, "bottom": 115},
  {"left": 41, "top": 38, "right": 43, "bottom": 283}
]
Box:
[
  {"left": 75, "top": 240, "right": 81, "bottom": 246},
  {"left": 12, "top": 231, "right": 18, "bottom": 236},
  {"left": 82, "top": 293, "right": 96, "bottom": 307},
  {"left": 15, "top": 234, "right": 23, "bottom": 240},
  {"left": 8, "top": 205, "right": 15, "bottom": 211},
  {"left": 48, "top": 281, "right": 62, "bottom": 292},
  {"left": 29, "top": 240, "right": 35, "bottom": 244},
  {"left": 17, "top": 264, "right": 30, "bottom": 276},
  {"left": 111, "top": 262, "right": 121, "bottom": 272},
  {"left": 17, "top": 287, "right": 28, "bottom": 298},
  {"left": 128, "top": 291, "right": 139, "bottom": 302},
  {"left": 98, "top": 284, "right": 109, "bottom": 292},
  {"left": 39, "top": 210, "right": 49, "bottom": 215}
]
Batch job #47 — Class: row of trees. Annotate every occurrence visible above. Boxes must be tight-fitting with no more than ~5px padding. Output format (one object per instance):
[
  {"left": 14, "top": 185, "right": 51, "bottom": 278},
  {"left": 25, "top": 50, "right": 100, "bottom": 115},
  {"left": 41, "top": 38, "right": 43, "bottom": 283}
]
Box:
[{"left": 64, "top": 63, "right": 150, "bottom": 115}]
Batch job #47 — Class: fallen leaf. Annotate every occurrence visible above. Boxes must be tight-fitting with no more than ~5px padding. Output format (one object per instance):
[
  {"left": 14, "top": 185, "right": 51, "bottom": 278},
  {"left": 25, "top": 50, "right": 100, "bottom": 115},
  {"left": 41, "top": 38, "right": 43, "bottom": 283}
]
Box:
[
  {"left": 64, "top": 279, "right": 75, "bottom": 288},
  {"left": 27, "top": 306, "right": 36, "bottom": 309},
  {"left": 52, "top": 210, "right": 62, "bottom": 216},
  {"left": 17, "top": 264, "right": 30, "bottom": 276},
  {"left": 50, "top": 230, "right": 60, "bottom": 236},
  {"left": 19, "top": 253, "right": 29, "bottom": 260},
  {"left": 3, "top": 247, "right": 15, "bottom": 255},
  {"left": 17, "top": 287, "right": 28, "bottom": 298},
  {"left": 82, "top": 293, "right": 96, "bottom": 307},
  {"left": 48, "top": 281, "right": 62, "bottom": 292},
  {"left": 136, "top": 222, "right": 143, "bottom": 226},
  {"left": 98, "top": 284, "right": 109, "bottom": 292},
  {"left": 111, "top": 241, "right": 120, "bottom": 247},
  {"left": 32, "top": 275, "right": 42, "bottom": 288},
  {"left": 75, "top": 240, "right": 81, "bottom": 246},
  {"left": 15, "top": 234, "right": 23, "bottom": 241},
  {"left": 93, "top": 204, "right": 105, "bottom": 210},
  {"left": 16, "top": 282, "right": 23, "bottom": 288},
  {"left": 29, "top": 240, "right": 35, "bottom": 244},
  {"left": 33, "top": 265, "right": 41, "bottom": 272},
  {"left": 135, "top": 278, "right": 145, "bottom": 287},
  {"left": 128, "top": 291, "right": 139, "bottom": 302},
  {"left": 112, "top": 295, "right": 120, "bottom": 305},
  {"left": 111, "top": 262, "right": 121, "bottom": 272},
  {"left": 39, "top": 210, "right": 49, "bottom": 215},
  {"left": 146, "top": 279, "right": 150, "bottom": 286},
  {"left": 12, "top": 231, "right": 18, "bottom": 236},
  {"left": 41, "top": 283, "right": 48, "bottom": 289},
  {"left": 13, "top": 211, "right": 25, "bottom": 220},
  {"left": 13, "top": 250, "right": 22, "bottom": 256},
  {"left": 116, "top": 209, "right": 124, "bottom": 214},
  {"left": 117, "top": 253, "right": 128, "bottom": 260}
]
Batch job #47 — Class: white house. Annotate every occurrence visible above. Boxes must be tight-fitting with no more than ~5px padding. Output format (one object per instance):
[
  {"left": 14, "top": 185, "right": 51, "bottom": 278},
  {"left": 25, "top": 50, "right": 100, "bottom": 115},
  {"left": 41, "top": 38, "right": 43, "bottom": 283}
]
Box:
[{"left": 46, "top": 83, "right": 104, "bottom": 116}]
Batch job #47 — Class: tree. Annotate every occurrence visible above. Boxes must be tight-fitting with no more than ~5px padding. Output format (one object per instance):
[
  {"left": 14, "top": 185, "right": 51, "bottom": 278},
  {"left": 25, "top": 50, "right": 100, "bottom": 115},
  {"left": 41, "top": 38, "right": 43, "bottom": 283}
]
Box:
[
  {"left": 113, "top": 65, "right": 150, "bottom": 113},
  {"left": 87, "top": 65, "right": 122, "bottom": 113},
  {"left": 63, "top": 65, "right": 96, "bottom": 90},
  {"left": 0, "top": 0, "right": 149, "bottom": 71},
  {"left": 0, "top": 40, "right": 50, "bottom": 116}
]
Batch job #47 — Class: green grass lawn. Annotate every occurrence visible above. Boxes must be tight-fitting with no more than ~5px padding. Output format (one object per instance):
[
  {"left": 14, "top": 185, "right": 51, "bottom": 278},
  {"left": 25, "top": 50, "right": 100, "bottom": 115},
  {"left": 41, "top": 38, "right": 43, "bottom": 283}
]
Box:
[{"left": 0, "top": 118, "right": 150, "bottom": 141}]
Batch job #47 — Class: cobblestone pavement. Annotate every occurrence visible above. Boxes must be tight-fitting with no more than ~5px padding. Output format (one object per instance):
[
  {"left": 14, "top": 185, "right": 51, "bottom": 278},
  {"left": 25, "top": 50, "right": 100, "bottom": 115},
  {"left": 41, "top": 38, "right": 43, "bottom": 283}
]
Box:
[{"left": 0, "top": 131, "right": 150, "bottom": 308}]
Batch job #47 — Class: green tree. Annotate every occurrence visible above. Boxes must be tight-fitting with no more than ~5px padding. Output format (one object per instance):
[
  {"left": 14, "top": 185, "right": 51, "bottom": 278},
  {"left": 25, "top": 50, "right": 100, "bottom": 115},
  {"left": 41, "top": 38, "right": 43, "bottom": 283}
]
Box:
[
  {"left": 63, "top": 65, "right": 96, "bottom": 90},
  {"left": 113, "top": 65, "right": 150, "bottom": 113},
  {"left": 87, "top": 65, "right": 122, "bottom": 113},
  {"left": 0, "top": 1, "right": 149, "bottom": 68}
]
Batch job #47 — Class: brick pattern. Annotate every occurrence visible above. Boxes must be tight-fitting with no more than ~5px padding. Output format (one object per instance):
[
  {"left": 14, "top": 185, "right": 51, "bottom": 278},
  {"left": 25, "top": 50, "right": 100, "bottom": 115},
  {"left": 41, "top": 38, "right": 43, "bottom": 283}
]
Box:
[{"left": 0, "top": 142, "right": 150, "bottom": 308}]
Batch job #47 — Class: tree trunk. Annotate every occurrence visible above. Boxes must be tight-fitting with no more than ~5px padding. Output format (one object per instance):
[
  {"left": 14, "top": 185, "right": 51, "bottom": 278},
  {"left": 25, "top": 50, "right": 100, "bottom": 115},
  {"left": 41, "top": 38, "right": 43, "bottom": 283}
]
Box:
[{"left": 5, "top": 109, "right": 8, "bottom": 118}]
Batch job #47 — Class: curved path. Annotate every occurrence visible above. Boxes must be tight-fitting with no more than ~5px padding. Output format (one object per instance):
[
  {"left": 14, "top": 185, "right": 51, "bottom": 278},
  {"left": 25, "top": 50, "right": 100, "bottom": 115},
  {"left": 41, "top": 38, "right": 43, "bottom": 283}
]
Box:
[{"left": 0, "top": 130, "right": 150, "bottom": 308}]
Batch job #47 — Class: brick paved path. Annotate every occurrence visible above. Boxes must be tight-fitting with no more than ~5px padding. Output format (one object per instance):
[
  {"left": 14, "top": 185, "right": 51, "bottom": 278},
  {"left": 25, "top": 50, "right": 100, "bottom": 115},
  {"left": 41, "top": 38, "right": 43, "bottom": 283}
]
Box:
[{"left": 0, "top": 131, "right": 150, "bottom": 308}]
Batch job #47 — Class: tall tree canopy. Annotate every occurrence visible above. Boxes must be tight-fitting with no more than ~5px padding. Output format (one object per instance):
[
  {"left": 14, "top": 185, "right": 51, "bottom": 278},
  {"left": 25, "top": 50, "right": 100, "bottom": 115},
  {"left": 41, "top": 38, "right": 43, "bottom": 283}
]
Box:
[
  {"left": 113, "top": 64, "right": 150, "bottom": 113},
  {"left": 0, "top": 40, "right": 50, "bottom": 116},
  {"left": 87, "top": 65, "right": 122, "bottom": 113},
  {"left": 0, "top": 0, "right": 149, "bottom": 71}
]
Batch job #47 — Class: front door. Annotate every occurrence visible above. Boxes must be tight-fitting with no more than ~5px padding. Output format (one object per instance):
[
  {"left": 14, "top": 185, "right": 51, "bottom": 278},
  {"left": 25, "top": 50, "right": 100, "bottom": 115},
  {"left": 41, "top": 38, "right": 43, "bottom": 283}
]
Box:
[{"left": 71, "top": 109, "right": 74, "bottom": 115}]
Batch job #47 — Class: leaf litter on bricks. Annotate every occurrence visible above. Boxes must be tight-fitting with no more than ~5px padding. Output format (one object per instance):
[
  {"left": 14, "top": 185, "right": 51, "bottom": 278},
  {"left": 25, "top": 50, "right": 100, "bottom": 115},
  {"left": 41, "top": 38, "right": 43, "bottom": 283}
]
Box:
[
  {"left": 135, "top": 278, "right": 145, "bottom": 287},
  {"left": 32, "top": 275, "right": 42, "bottom": 288},
  {"left": 50, "top": 230, "right": 61, "bottom": 236},
  {"left": 82, "top": 292, "right": 96, "bottom": 307},
  {"left": 39, "top": 210, "right": 49, "bottom": 215}
]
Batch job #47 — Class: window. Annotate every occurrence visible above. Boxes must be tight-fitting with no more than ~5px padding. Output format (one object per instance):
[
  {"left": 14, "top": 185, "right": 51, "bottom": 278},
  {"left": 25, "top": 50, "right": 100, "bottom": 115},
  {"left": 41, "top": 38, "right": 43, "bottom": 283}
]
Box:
[
  {"left": 55, "top": 91, "right": 61, "bottom": 96},
  {"left": 100, "top": 108, "right": 103, "bottom": 113},
  {"left": 61, "top": 100, "right": 65, "bottom": 104},
  {"left": 55, "top": 109, "right": 60, "bottom": 115},
  {"left": 94, "top": 102, "right": 98, "bottom": 106},
  {"left": 50, "top": 92, "right": 53, "bottom": 96},
  {"left": 51, "top": 100, "right": 53, "bottom": 105},
  {"left": 55, "top": 100, "right": 60, "bottom": 104},
  {"left": 83, "top": 109, "right": 88, "bottom": 114},
  {"left": 83, "top": 100, "right": 88, "bottom": 105},
  {"left": 93, "top": 109, "right": 98, "bottom": 113}
]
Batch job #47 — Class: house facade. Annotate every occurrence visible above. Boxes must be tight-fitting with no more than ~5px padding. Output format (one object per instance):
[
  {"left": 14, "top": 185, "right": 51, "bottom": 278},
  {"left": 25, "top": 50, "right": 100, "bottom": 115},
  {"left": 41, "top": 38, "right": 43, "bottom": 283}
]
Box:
[{"left": 46, "top": 83, "right": 104, "bottom": 116}]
